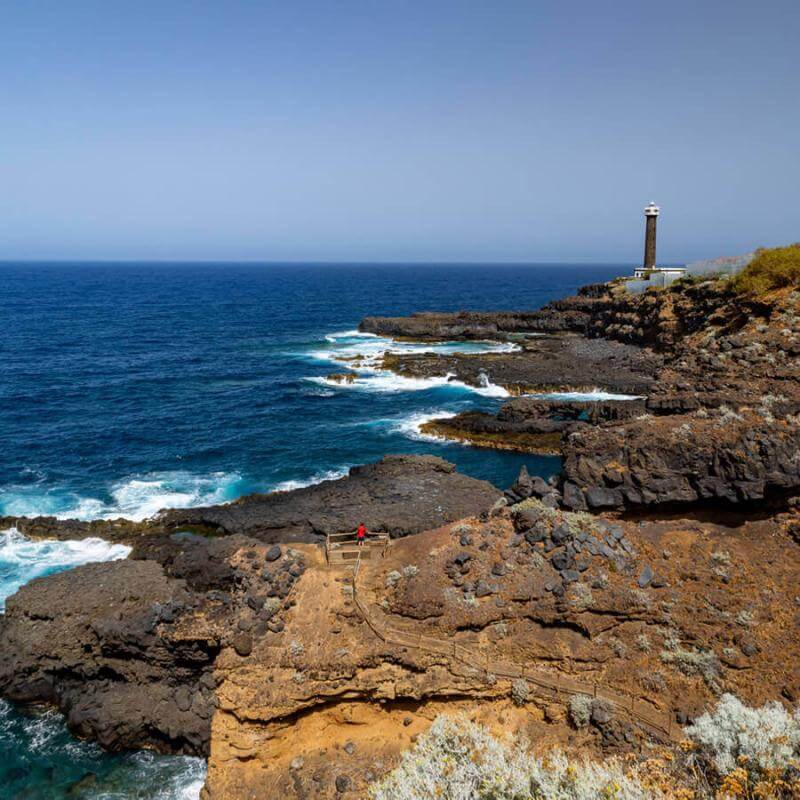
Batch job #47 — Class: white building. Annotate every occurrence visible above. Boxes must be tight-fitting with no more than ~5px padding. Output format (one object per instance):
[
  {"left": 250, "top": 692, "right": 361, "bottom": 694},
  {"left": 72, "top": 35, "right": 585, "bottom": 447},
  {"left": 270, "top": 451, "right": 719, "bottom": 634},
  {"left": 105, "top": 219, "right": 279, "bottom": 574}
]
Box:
[{"left": 632, "top": 266, "right": 686, "bottom": 281}]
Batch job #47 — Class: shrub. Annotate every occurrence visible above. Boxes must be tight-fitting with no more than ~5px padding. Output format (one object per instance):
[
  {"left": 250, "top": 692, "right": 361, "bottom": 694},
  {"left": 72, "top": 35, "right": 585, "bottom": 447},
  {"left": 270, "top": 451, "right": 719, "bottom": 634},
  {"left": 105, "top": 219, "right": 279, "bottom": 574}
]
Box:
[
  {"left": 452, "top": 522, "right": 475, "bottom": 536},
  {"left": 569, "top": 694, "right": 593, "bottom": 728},
  {"left": 686, "top": 693, "right": 800, "bottom": 777},
  {"left": 385, "top": 570, "right": 402, "bottom": 587},
  {"left": 511, "top": 678, "right": 529, "bottom": 706},
  {"left": 368, "top": 714, "right": 673, "bottom": 800},
  {"left": 567, "top": 582, "right": 594, "bottom": 612},
  {"left": 732, "top": 243, "right": 800, "bottom": 295},
  {"left": 660, "top": 645, "right": 720, "bottom": 689},
  {"left": 402, "top": 564, "right": 419, "bottom": 578}
]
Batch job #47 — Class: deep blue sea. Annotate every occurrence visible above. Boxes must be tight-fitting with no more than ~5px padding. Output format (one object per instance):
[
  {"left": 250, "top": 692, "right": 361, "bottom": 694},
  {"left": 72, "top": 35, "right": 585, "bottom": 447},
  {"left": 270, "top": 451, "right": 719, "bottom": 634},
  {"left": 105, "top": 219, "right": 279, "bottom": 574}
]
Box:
[{"left": 0, "top": 261, "right": 623, "bottom": 797}]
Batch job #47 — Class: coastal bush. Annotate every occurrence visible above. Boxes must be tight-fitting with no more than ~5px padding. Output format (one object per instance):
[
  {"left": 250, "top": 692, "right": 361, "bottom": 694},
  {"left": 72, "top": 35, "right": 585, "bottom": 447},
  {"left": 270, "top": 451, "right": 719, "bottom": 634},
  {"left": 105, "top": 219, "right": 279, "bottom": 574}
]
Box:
[
  {"left": 569, "top": 694, "right": 593, "bottom": 728},
  {"left": 511, "top": 678, "right": 530, "bottom": 706},
  {"left": 732, "top": 243, "right": 800, "bottom": 295},
  {"left": 368, "top": 714, "right": 674, "bottom": 800},
  {"left": 685, "top": 694, "right": 800, "bottom": 793},
  {"left": 660, "top": 643, "right": 720, "bottom": 690},
  {"left": 368, "top": 701, "right": 800, "bottom": 799},
  {"left": 385, "top": 570, "right": 402, "bottom": 587}
]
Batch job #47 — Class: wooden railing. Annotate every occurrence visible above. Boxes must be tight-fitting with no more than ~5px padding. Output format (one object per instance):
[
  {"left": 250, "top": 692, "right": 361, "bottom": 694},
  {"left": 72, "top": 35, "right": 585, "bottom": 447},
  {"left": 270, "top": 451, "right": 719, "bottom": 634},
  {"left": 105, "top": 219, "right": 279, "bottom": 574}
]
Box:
[
  {"left": 325, "top": 531, "right": 390, "bottom": 564},
  {"left": 348, "top": 551, "right": 680, "bottom": 743}
]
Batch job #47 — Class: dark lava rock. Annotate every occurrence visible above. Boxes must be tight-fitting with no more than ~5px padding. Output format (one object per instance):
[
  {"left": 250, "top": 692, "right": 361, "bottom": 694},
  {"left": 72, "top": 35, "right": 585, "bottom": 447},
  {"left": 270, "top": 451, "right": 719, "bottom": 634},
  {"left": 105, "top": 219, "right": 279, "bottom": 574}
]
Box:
[
  {"left": 335, "top": 775, "right": 351, "bottom": 793},
  {"left": 265, "top": 545, "right": 282, "bottom": 562},
  {"left": 591, "top": 699, "right": 614, "bottom": 727},
  {"left": 0, "top": 560, "right": 217, "bottom": 756},
  {"left": 475, "top": 580, "right": 496, "bottom": 598},
  {"left": 551, "top": 522, "right": 573, "bottom": 545},
  {"left": 585, "top": 487, "right": 622, "bottom": 509},
  {"left": 524, "top": 527, "right": 547, "bottom": 545},
  {"left": 551, "top": 551, "right": 572, "bottom": 572},
  {"left": 637, "top": 565, "right": 654, "bottom": 588},
  {"left": 160, "top": 456, "right": 501, "bottom": 543}
]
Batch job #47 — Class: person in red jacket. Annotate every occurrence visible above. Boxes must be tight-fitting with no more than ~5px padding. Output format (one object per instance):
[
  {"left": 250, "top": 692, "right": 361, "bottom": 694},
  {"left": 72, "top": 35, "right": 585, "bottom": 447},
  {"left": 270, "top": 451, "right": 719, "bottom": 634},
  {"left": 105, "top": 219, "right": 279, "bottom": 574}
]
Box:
[{"left": 356, "top": 522, "right": 367, "bottom": 546}]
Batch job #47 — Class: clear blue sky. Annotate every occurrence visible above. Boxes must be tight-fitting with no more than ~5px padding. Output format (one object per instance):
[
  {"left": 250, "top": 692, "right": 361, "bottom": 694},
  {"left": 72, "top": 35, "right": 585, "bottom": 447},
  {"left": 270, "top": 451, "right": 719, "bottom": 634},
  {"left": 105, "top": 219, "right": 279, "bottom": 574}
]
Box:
[{"left": 0, "top": 0, "right": 798, "bottom": 263}]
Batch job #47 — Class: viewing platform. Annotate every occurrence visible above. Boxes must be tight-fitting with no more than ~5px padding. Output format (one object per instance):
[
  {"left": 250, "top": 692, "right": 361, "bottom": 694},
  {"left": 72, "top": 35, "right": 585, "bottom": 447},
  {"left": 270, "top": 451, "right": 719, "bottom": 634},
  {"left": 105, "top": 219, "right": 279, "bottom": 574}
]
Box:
[{"left": 325, "top": 531, "right": 390, "bottom": 567}]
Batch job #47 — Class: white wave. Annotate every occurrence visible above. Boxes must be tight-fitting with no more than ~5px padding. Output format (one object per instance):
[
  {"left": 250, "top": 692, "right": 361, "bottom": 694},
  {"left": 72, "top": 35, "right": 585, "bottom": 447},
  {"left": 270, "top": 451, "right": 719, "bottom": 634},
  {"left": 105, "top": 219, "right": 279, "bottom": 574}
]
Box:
[
  {"left": 324, "top": 329, "right": 378, "bottom": 342},
  {"left": 271, "top": 467, "right": 350, "bottom": 492},
  {"left": 0, "top": 471, "right": 245, "bottom": 523},
  {"left": 473, "top": 370, "right": 511, "bottom": 398},
  {"left": 0, "top": 527, "right": 130, "bottom": 610},
  {"left": 306, "top": 370, "right": 509, "bottom": 398},
  {"left": 389, "top": 410, "right": 457, "bottom": 442},
  {"left": 308, "top": 330, "right": 519, "bottom": 371},
  {"left": 119, "top": 751, "right": 207, "bottom": 800},
  {"left": 531, "top": 389, "right": 644, "bottom": 401}
]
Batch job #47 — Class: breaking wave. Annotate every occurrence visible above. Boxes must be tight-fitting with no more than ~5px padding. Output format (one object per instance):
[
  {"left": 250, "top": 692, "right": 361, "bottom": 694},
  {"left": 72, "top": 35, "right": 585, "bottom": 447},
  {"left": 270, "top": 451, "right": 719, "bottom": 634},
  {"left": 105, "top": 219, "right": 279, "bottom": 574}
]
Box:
[
  {"left": 388, "top": 410, "right": 458, "bottom": 442},
  {"left": 306, "top": 371, "right": 509, "bottom": 397},
  {"left": 0, "top": 471, "right": 247, "bottom": 523},
  {"left": 306, "top": 330, "right": 519, "bottom": 371},
  {"left": 0, "top": 527, "right": 131, "bottom": 610},
  {"left": 271, "top": 467, "right": 351, "bottom": 492},
  {"left": 531, "top": 389, "right": 644, "bottom": 401}
]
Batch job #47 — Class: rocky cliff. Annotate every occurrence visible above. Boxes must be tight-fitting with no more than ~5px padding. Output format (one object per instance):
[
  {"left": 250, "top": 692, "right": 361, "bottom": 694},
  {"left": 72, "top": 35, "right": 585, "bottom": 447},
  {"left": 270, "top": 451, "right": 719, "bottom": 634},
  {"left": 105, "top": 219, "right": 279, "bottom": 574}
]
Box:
[{"left": 370, "top": 278, "right": 800, "bottom": 514}]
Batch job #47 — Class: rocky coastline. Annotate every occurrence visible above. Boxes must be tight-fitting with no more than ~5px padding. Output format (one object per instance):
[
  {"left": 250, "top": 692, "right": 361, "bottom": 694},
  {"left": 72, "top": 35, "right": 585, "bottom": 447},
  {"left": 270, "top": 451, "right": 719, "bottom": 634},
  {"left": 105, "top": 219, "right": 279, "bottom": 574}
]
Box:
[{"left": 2, "top": 268, "right": 800, "bottom": 798}]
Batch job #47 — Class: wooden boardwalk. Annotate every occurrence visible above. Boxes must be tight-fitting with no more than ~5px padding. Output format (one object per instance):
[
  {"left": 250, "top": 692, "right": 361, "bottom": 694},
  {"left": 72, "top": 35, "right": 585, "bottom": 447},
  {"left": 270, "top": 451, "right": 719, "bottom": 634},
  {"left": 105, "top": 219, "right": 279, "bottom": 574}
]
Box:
[{"left": 340, "top": 548, "right": 681, "bottom": 743}]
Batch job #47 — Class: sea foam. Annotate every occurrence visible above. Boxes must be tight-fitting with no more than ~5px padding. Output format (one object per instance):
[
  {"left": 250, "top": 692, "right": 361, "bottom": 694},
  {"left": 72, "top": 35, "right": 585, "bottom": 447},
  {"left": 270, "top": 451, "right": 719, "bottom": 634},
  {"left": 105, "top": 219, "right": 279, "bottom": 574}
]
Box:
[
  {"left": 271, "top": 467, "right": 351, "bottom": 492},
  {"left": 0, "top": 470, "right": 246, "bottom": 523},
  {"left": 307, "top": 371, "right": 509, "bottom": 397},
  {"left": 389, "top": 410, "right": 458, "bottom": 442},
  {"left": 531, "top": 389, "right": 644, "bottom": 401},
  {"left": 308, "top": 330, "right": 519, "bottom": 371},
  {"left": 0, "top": 528, "right": 131, "bottom": 610},
  {"left": 0, "top": 699, "right": 206, "bottom": 798}
]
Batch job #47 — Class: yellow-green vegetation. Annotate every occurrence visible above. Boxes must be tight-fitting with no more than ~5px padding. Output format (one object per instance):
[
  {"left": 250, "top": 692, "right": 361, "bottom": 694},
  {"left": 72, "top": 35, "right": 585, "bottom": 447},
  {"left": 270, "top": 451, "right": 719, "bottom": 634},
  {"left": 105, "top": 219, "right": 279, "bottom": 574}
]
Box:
[{"left": 732, "top": 243, "right": 800, "bottom": 295}]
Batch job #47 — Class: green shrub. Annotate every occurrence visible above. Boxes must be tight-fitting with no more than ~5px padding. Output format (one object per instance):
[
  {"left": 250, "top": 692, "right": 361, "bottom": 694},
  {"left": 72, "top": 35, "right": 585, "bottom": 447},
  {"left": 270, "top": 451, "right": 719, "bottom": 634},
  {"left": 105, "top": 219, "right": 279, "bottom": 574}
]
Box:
[{"left": 732, "top": 243, "right": 800, "bottom": 295}]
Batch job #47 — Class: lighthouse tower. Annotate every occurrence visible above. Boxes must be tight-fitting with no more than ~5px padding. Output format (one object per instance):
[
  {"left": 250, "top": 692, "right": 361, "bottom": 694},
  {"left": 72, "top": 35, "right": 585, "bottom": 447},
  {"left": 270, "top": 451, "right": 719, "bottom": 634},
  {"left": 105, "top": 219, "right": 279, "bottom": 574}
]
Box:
[{"left": 643, "top": 201, "right": 659, "bottom": 270}]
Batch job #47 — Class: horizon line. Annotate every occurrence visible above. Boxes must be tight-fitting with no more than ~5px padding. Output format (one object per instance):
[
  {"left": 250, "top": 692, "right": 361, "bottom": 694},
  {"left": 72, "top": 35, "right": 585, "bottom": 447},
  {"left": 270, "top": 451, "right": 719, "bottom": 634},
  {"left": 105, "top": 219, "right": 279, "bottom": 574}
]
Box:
[{"left": 0, "top": 258, "right": 669, "bottom": 267}]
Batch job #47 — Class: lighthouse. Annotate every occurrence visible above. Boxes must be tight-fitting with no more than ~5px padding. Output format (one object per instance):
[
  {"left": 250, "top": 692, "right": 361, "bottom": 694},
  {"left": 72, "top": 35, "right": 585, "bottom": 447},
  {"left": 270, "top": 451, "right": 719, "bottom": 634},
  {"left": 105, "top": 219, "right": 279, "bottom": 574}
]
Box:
[{"left": 643, "top": 201, "right": 659, "bottom": 270}]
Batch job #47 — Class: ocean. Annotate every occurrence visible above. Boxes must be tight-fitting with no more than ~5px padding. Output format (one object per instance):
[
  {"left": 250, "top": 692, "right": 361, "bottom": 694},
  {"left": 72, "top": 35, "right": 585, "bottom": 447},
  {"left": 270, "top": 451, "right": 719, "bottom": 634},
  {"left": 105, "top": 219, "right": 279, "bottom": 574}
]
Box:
[{"left": 0, "top": 261, "right": 623, "bottom": 797}]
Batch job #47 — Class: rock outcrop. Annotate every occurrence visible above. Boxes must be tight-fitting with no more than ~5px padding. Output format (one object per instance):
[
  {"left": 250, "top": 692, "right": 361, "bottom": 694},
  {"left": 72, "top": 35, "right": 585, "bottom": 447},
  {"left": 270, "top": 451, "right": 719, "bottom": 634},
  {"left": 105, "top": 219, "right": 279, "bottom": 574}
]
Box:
[
  {"left": 2, "top": 456, "right": 502, "bottom": 545},
  {"left": 561, "top": 410, "right": 800, "bottom": 511},
  {"left": 421, "top": 397, "right": 647, "bottom": 454},
  {"left": 0, "top": 559, "right": 217, "bottom": 755},
  {"left": 382, "top": 336, "right": 661, "bottom": 395},
  {"left": 160, "top": 455, "right": 501, "bottom": 541},
  {"left": 0, "top": 535, "right": 312, "bottom": 757},
  {"left": 359, "top": 309, "right": 587, "bottom": 339},
  {"left": 367, "top": 279, "right": 800, "bottom": 513}
]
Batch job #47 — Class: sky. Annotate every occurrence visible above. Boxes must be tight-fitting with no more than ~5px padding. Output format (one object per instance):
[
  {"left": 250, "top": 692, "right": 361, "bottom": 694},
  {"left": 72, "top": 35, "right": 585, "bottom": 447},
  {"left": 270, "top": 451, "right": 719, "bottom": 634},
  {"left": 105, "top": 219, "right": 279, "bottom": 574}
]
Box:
[{"left": 0, "top": 0, "right": 798, "bottom": 263}]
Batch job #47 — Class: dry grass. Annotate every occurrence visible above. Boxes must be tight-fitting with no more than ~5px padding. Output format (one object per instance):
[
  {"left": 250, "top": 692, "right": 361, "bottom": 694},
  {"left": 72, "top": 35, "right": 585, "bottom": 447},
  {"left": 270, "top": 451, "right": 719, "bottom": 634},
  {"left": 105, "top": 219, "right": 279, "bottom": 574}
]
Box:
[{"left": 731, "top": 243, "right": 800, "bottom": 295}]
